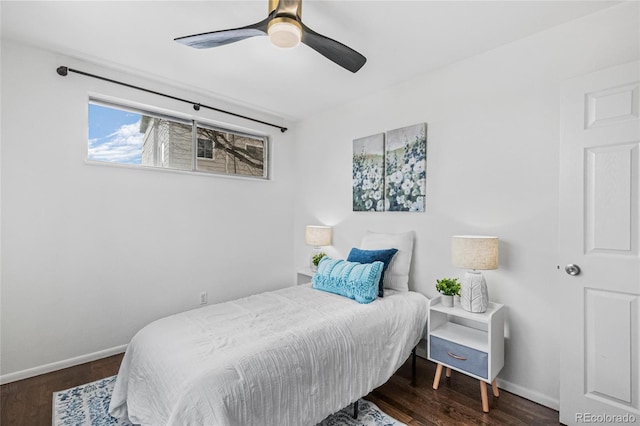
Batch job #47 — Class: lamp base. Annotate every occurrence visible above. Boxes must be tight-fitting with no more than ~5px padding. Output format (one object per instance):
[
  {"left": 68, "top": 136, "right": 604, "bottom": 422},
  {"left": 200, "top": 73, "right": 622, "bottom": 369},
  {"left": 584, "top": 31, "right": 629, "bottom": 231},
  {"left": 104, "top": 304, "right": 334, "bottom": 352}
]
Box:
[{"left": 460, "top": 271, "right": 489, "bottom": 313}]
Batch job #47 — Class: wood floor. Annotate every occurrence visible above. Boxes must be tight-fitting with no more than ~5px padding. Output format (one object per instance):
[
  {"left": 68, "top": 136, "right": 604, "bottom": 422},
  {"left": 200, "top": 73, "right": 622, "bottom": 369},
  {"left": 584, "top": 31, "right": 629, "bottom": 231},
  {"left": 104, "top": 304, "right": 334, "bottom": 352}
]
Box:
[
  {"left": 369, "top": 357, "right": 561, "bottom": 426},
  {"left": 1, "top": 354, "right": 560, "bottom": 425}
]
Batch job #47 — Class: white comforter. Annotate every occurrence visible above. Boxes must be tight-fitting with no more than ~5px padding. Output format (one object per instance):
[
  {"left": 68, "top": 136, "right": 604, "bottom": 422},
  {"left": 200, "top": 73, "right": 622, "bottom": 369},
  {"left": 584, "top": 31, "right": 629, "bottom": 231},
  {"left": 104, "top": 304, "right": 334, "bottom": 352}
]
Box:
[{"left": 109, "top": 284, "right": 429, "bottom": 426}]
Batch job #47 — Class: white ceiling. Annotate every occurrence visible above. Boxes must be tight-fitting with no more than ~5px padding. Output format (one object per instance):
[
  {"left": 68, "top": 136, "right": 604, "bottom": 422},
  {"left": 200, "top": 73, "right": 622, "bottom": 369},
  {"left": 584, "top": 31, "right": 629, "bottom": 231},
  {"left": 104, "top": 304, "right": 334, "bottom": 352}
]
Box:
[{"left": 1, "top": 1, "right": 619, "bottom": 121}]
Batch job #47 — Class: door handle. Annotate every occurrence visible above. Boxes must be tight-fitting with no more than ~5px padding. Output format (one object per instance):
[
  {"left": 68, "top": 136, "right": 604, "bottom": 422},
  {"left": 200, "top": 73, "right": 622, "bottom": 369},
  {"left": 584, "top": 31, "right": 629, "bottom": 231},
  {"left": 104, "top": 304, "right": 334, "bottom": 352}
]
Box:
[{"left": 565, "top": 264, "right": 581, "bottom": 276}]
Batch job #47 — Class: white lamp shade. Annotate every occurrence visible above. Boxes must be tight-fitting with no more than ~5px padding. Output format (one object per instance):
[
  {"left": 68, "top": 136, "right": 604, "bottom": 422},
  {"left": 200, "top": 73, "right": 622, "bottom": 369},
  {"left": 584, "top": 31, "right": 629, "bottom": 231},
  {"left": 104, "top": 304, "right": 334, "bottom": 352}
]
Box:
[
  {"left": 305, "top": 226, "right": 332, "bottom": 247},
  {"left": 452, "top": 236, "right": 499, "bottom": 270}
]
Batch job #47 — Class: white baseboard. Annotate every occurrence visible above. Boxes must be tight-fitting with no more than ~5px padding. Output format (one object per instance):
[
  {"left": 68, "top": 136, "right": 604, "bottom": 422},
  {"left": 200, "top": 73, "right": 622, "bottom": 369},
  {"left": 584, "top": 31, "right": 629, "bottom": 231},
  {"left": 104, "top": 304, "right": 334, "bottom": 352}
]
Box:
[
  {"left": 496, "top": 378, "right": 559, "bottom": 411},
  {"left": 0, "top": 344, "right": 127, "bottom": 385}
]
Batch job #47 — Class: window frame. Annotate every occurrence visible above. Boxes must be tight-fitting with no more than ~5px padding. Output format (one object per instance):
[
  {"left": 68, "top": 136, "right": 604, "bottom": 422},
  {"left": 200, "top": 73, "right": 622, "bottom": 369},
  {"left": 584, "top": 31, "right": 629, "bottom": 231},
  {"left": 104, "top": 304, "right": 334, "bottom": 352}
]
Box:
[{"left": 87, "top": 98, "right": 270, "bottom": 180}]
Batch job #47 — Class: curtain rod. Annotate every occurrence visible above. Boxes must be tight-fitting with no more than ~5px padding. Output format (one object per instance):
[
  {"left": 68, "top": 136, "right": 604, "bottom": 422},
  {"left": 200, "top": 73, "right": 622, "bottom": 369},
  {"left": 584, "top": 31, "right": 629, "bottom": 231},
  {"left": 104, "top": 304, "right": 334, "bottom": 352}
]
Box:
[{"left": 56, "top": 66, "right": 288, "bottom": 133}]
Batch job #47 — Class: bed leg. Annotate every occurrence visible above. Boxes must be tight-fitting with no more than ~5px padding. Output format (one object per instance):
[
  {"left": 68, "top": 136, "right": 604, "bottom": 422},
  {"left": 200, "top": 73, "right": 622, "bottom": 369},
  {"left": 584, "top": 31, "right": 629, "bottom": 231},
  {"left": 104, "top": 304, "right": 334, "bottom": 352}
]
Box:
[
  {"left": 411, "top": 346, "right": 417, "bottom": 386},
  {"left": 353, "top": 400, "right": 359, "bottom": 419}
]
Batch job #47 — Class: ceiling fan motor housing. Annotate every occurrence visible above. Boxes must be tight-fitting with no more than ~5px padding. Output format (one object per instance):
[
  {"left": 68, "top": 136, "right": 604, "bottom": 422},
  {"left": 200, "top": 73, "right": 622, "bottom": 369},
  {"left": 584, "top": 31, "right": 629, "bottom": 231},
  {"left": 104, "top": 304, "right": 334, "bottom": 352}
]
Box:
[
  {"left": 268, "top": 17, "right": 302, "bottom": 48},
  {"left": 269, "top": 0, "right": 302, "bottom": 18}
]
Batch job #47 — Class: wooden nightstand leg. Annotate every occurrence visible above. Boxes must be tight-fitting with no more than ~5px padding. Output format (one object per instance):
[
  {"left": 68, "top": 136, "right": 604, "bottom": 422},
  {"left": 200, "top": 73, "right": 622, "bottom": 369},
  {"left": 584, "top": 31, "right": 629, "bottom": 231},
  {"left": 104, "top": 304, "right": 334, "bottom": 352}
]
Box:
[
  {"left": 480, "top": 381, "right": 489, "bottom": 413},
  {"left": 492, "top": 379, "right": 499, "bottom": 397},
  {"left": 433, "top": 364, "right": 443, "bottom": 390},
  {"left": 445, "top": 367, "right": 452, "bottom": 378}
]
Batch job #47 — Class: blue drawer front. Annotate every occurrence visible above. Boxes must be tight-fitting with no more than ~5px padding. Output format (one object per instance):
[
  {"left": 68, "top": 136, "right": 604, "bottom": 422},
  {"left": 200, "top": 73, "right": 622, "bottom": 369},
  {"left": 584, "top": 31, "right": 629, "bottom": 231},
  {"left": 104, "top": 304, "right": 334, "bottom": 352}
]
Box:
[{"left": 430, "top": 336, "right": 488, "bottom": 379}]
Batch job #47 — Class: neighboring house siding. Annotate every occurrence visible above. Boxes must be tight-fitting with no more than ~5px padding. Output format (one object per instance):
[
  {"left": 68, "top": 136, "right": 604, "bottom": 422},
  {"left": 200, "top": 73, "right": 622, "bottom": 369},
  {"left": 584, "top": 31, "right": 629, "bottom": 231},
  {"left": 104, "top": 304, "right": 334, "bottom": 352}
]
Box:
[
  {"left": 159, "top": 120, "right": 169, "bottom": 167},
  {"left": 196, "top": 135, "right": 264, "bottom": 176},
  {"left": 141, "top": 119, "right": 264, "bottom": 176},
  {"left": 197, "top": 133, "right": 264, "bottom": 176},
  {"left": 168, "top": 123, "right": 191, "bottom": 170},
  {"left": 141, "top": 118, "right": 190, "bottom": 170},
  {"left": 141, "top": 116, "right": 157, "bottom": 166}
]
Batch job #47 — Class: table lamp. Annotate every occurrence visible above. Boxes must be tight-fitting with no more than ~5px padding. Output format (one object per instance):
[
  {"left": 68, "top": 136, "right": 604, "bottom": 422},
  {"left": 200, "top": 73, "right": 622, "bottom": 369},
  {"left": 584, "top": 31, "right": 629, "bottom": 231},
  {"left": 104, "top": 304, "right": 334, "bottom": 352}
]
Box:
[
  {"left": 305, "top": 225, "right": 332, "bottom": 271},
  {"left": 451, "top": 235, "right": 499, "bottom": 313}
]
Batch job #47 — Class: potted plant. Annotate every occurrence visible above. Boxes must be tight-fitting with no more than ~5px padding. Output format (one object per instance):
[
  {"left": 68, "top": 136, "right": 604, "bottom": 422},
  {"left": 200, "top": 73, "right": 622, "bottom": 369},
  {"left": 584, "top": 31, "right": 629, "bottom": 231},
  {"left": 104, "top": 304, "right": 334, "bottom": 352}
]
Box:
[
  {"left": 436, "top": 277, "right": 461, "bottom": 307},
  {"left": 311, "top": 252, "right": 327, "bottom": 272}
]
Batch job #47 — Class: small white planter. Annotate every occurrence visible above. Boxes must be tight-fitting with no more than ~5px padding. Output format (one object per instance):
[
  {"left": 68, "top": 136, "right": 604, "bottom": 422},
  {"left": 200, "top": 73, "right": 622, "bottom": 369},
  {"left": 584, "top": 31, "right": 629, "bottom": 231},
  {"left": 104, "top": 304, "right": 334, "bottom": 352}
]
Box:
[{"left": 441, "top": 295, "right": 454, "bottom": 307}]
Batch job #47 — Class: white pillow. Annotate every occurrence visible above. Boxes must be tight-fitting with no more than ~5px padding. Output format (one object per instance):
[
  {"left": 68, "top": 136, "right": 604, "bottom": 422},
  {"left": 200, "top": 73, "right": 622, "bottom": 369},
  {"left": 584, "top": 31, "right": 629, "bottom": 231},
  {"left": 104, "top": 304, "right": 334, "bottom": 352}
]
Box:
[{"left": 360, "top": 230, "right": 415, "bottom": 292}]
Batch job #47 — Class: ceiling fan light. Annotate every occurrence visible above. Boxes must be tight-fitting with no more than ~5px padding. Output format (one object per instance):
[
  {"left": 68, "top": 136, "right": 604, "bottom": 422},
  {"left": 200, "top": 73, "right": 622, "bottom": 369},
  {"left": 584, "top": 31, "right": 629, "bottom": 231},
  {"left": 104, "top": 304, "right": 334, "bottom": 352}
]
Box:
[{"left": 268, "top": 19, "right": 302, "bottom": 49}]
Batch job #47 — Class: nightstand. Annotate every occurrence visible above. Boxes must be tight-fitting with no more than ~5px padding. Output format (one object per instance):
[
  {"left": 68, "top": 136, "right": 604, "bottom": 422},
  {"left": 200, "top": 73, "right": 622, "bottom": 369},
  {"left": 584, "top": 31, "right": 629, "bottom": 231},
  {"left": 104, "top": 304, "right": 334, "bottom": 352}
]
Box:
[
  {"left": 428, "top": 296, "right": 505, "bottom": 413},
  {"left": 296, "top": 268, "right": 314, "bottom": 285}
]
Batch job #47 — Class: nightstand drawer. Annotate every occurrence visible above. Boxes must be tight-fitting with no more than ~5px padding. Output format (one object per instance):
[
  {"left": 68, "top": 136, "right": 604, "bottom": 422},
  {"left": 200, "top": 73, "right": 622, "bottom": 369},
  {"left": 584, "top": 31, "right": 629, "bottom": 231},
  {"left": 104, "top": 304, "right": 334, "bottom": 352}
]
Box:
[{"left": 430, "top": 335, "right": 488, "bottom": 379}]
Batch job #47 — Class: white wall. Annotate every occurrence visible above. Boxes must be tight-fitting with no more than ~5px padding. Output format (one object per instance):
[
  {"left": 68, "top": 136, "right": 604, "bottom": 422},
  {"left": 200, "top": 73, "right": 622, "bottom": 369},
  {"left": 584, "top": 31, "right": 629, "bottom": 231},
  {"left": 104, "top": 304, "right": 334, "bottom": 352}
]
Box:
[
  {"left": 292, "top": 3, "right": 639, "bottom": 409},
  {"left": 0, "top": 41, "right": 296, "bottom": 380}
]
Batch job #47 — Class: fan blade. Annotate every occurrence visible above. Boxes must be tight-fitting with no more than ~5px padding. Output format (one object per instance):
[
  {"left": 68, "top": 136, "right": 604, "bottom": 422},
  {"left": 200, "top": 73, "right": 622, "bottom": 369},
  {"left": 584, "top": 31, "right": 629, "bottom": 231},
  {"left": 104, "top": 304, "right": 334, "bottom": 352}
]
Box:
[
  {"left": 175, "top": 18, "right": 270, "bottom": 49},
  {"left": 300, "top": 22, "right": 366, "bottom": 73}
]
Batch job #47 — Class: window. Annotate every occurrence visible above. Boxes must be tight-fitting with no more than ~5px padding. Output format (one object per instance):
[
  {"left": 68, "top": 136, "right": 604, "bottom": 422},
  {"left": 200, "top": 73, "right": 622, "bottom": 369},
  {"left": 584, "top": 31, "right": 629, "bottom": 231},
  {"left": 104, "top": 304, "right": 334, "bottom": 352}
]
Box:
[
  {"left": 88, "top": 100, "right": 268, "bottom": 179},
  {"left": 197, "top": 138, "right": 214, "bottom": 159},
  {"left": 195, "top": 125, "right": 266, "bottom": 177}
]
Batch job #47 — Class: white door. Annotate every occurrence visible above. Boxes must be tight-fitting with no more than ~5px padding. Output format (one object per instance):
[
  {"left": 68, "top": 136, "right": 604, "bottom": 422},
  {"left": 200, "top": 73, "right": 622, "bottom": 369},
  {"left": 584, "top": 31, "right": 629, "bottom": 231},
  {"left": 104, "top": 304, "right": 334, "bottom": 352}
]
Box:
[{"left": 559, "top": 60, "right": 640, "bottom": 425}]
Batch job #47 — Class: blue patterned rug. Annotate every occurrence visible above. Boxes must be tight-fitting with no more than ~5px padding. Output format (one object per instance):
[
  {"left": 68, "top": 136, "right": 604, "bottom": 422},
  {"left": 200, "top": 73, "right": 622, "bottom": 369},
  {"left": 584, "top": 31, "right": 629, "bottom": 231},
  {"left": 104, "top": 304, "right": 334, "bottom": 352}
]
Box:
[{"left": 53, "top": 376, "right": 406, "bottom": 426}]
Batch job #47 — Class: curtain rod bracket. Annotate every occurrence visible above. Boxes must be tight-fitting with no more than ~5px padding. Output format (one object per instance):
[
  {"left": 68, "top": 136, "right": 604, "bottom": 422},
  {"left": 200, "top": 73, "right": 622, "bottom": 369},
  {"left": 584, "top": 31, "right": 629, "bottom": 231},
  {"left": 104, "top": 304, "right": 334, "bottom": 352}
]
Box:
[{"left": 55, "top": 65, "right": 288, "bottom": 133}]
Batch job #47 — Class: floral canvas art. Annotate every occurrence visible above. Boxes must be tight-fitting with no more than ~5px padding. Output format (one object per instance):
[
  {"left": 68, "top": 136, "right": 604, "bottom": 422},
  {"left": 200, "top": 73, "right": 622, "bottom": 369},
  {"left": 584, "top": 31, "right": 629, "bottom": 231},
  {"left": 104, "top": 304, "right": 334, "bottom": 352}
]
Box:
[
  {"left": 385, "top": 123, "right": 427, "bottom": 212},
  {"left": 353, "top": 133, "right": 385, "bottom": 212}
]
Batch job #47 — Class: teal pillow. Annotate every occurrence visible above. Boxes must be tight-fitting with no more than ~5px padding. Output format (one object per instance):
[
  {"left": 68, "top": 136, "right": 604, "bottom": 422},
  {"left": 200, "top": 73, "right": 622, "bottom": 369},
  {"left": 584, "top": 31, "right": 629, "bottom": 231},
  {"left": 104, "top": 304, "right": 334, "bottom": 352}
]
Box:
[
  {"left": 347, "top": 248, "right": 398, "bottom": 297},
  {"left": 312, "top": 258, "right": 383, "bottom": 304}
]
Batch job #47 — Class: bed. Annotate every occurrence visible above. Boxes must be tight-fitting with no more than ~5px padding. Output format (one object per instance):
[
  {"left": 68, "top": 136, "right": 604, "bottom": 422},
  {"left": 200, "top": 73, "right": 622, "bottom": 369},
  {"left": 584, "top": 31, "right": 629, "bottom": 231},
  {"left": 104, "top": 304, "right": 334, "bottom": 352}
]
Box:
[{"left": 109, "top": 231, "right": 429, "bottom": 426}]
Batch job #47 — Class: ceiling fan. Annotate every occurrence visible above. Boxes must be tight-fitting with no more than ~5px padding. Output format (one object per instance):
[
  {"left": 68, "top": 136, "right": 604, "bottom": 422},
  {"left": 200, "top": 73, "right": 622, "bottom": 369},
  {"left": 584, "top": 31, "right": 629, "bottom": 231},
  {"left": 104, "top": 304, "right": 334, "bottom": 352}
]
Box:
[{"left": 174, "top": 0, "right": 367, "bottom": 73}]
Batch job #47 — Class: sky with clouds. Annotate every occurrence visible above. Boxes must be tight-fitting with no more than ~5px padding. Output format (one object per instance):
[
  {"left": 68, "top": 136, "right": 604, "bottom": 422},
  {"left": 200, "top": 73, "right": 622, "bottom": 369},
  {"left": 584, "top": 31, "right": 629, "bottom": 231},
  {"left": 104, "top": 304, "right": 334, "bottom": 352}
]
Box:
[{"left": 88, "top": 104, "right": 143, "bottom": 164}]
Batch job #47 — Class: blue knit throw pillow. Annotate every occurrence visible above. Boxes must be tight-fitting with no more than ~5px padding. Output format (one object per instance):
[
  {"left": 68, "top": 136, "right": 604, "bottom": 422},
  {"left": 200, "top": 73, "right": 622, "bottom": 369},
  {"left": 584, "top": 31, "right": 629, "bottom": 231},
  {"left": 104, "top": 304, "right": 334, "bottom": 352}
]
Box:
[
  {"left": 312, "top": 258, "right": 383, "bottom": 304},
  {"left": 346, "top": 247, "right": 398, "bottom": 298}
]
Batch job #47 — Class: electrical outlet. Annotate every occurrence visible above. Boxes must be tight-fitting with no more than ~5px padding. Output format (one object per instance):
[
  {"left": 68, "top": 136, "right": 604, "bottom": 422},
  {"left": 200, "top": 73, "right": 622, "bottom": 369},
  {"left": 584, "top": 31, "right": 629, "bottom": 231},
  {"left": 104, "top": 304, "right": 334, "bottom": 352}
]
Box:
[{"left": 199, "top": 291, "right": 208, "bottom": 305}]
